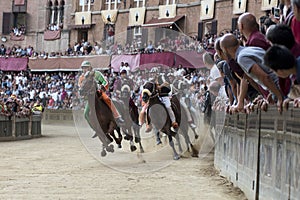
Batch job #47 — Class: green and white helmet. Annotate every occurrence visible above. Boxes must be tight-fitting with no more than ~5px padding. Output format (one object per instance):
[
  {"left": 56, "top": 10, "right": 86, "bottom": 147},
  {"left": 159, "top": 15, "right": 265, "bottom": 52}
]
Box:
[{"left": 81, "top": 60, "right": 92, "bottom": 68}]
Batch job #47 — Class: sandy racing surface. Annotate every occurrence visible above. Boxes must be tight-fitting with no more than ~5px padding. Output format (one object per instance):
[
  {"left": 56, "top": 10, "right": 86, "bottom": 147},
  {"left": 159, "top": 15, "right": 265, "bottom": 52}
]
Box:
[{"left": 0, "top": 123, "right": 246, "bottom": 199}]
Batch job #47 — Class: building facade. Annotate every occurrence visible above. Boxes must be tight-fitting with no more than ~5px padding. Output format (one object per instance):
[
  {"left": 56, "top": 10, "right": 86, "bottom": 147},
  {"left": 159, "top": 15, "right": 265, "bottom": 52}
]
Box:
[{"left": 0, "top": 0, "right": 277, "bottom": 53}]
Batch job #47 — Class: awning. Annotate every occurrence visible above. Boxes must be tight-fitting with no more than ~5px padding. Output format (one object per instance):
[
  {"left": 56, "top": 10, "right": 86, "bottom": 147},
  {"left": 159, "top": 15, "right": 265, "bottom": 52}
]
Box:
[
  {"left": 142, "top": 15, "right": 184, "bottom": 28},
  {"left": 68, "top": 24, "right": 93, "bottom": 29}
]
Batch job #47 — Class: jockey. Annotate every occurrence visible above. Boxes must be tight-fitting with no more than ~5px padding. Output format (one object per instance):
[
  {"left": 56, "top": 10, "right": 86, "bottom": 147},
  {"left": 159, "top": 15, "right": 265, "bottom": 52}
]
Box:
[
  {"left": 78, "top": 61, "right": 124, "bottom": 129},
  {"left": 156, "top": 73, "right": 179, "bottom": 129},
  {"left": 114, "top": 69, "right": 133, "bottom": 97}
]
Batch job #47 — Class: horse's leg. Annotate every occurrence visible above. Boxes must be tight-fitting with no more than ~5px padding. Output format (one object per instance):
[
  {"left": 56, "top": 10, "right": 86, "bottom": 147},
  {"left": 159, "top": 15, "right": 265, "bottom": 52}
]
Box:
[
  {"left": 109, "top": 126, "right": 122, "bottom": 148},
  {"left": 127, "top": 128, "right": 137, "bottom": 152},
  {"left": 101, "top": 144, "right": 107, "bottom": 157},
  {"left": 175, "top": 131, "right": 183, "bottom": 154},
  {"left": 180, "top": 127, "right": 199, "bottom": 157},
  {"left": 133, "top": 124, "right": 144, "bottom": 153},
  {"left": 168, "top": 135, "right": 180, "bottom": 160},
  {"left": 191, "top": 126, "right": 199, "bottom": 139},
  {"left": 156, "top": 131, "right": 162, "bottom": 145}
]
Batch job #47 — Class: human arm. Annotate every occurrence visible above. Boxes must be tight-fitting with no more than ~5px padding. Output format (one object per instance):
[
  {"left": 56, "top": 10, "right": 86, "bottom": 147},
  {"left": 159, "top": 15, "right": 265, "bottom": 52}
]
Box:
[{"left": 250, "top": 63, "right": 284, "bottom": 112}]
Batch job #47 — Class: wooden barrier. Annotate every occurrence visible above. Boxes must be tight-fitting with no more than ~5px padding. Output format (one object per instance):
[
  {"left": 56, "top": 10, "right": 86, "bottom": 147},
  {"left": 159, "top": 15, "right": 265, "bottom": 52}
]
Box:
[
  {"left": 43, "top": 109, "right": 74, "bottom": 124},
  {"left": 0, "top": 115, "right": 42, "bottom": 141},
  {"left": 214, "top": 106, "right": 300, "bottom": 200}
]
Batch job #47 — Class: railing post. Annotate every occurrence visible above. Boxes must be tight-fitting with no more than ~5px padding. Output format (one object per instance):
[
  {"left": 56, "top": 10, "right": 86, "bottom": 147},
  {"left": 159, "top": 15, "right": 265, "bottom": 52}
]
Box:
[
  {"left": 11, "top": 114, "right": 16, "bottom": 138},
  {"left": 255, "top": 109, "right": 262, "bottom": 200},
  {"left": 28, "top": 115, "right": 32, "bottom": 136}
]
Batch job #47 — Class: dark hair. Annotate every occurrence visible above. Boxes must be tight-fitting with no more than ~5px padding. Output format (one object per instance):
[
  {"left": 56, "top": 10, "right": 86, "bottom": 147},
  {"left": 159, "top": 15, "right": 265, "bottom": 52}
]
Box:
[
  {"left": 266, "top": 24, "right": 295, "bottom": 49},
  {"left": 264, "top": 44, "right": 296, "bottom": 71}
]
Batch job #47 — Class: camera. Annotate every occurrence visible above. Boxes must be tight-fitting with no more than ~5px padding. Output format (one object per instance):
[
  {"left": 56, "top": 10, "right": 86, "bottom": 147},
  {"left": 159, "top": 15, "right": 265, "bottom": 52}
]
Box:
[{"left": 272, "top": 7, "right": 280, "bottom": 19}]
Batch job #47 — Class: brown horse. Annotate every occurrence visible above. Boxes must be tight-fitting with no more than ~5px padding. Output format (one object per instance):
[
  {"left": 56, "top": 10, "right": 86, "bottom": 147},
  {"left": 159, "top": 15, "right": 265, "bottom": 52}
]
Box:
[
  {"left": 142, "top": 82, "right": 198, "bottom": 159},
  {"left": 79, "top": 71, "right": 122, "bottom": 157}
]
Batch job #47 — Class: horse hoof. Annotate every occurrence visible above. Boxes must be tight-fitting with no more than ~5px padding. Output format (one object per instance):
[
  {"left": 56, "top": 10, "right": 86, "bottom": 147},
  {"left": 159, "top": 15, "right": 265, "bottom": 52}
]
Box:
[
  {"left": 130, "top": 145, "right": 137, "bottom": 152},
  {"left": 124, "top": 134, "right": 132, "bottom": 140},
  {"left": 118, "top": 144, "right": 122, "bottom": 148},
  {"left": 195, "top": 135, "right": 199, "bottom": 139},
  {"left": 156, "top": 139, "right": 162, "bottom": 145},
  {"left": 173, "top": 155, "right": 180, "bottom": 160},
  {"left": 192, "top": 153, "right": 198, "bottom": 158},
  {"left": 106, "top": 144, "right": 114, "bottom": 153},
  {"left": 101, "top": 150, "right": 107, "bottom": 157},
  {"left": 140, "top": 148, "right": 145, "bottom": 153}
]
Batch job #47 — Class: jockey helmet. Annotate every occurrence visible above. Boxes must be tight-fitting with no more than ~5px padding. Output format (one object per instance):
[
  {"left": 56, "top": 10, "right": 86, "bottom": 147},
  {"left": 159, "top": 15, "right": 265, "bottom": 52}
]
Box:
[{"left": 81, "top": 60, "right": 92, "bottom": 68}]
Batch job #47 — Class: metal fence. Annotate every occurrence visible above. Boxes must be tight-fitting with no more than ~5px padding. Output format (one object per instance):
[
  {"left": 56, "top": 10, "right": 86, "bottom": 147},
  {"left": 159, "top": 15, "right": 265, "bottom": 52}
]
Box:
[{"left": 214, "top": 106, "right": 300, "bottom": 200}]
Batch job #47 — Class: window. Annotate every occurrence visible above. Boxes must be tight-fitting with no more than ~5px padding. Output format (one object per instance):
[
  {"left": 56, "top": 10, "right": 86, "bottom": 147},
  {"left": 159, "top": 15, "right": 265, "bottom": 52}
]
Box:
[
  {"left": 47, "top": 0, "right": 65, "bottom": 30},
  {"left": 106, "top": 0, "right": 121, "bottom": 3},
  {"left": 134, "top": 27, "right": 141, "bottom": 37},
  {"left": 80, "top": 0, "right": 94, "bottom": 5}
]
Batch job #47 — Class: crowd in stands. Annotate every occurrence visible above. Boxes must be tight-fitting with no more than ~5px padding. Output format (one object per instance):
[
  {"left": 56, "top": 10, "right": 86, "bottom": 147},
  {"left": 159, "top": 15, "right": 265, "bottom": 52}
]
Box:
[
  {"left": 11, "top": 25, "right": 26, "bottom": 36},
  {"left": 0, "top": 70, "right": 77, "bottom": 117}
]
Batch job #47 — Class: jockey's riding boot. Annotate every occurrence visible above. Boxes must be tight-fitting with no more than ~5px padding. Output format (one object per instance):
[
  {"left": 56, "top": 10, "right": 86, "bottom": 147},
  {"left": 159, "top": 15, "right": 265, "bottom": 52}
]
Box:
[
  {"left": 145, "top": 124, "right": 152, "bottom": 133},
  {"left": 172, "top": 122, "right": 179, "bottom": 129},
  {"left": 92, "top": 132, "right": 97, "bottom": 138},
  {"left": 189, "top": 121, "right": 197, "bottom": 129},
  {"left": 116, "top": 116, "right": 125, "bottom": 125}
]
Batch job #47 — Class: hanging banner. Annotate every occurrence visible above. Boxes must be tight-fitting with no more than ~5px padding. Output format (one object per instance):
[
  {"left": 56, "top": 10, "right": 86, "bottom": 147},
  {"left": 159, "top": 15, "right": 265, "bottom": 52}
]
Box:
[
  {"left": 128, "top": 7, "right": 146, "bottom": 27},
  {"left": 75, "top": 11, "right": 92, "bottom": 25},
  {"left": 261, "top": 0, "right": 278, "bottom": 11},
  {"left": 200, "top": 0, "right": 215, "bottom": 20},
  {"left": 159, "top": 4, "right": 177, "bottom": 19},
  {"left": 101, "top": 10, "right": 118, "bottom": 24},
  {"left": 233, "top": 0, "right": 247, "bottom": 14}
]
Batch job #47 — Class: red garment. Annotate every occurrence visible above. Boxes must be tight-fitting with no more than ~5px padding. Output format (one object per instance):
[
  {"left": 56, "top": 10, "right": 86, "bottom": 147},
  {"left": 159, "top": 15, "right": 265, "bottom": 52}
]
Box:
[
  {"left": 291, "top": 17, "right": 300, "bottom": 45},
  {"left": 291, "top": 43, "right": 300, "bottom": 57},
  {"left": 245, "top": 30, "right": 270, "bottom": 50}
]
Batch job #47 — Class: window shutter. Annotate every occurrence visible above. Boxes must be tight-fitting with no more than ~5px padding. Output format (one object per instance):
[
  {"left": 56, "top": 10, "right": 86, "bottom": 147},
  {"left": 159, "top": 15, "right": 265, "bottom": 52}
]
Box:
[
  {"left": 232, "top": 18, "right": 238, "bottom": 32},
  {"left": 141, "top": 28, "right": 148, "bottom": 46},
  {"left": 198, "top": 21, "right": 203, "bottom": 41},
  {"left": 2, "top": 13, "right": 13, "bottom": 34},
  {"left": 126, "top": 26, "right": 133, "bottom": 45},
  {"left": 211, "top": 20, "right": 218, "bottom": 35}
]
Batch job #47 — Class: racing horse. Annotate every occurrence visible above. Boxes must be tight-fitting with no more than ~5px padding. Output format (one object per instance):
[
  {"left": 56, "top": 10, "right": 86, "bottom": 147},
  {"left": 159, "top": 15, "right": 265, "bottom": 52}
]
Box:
[
  {"left": 79, "top": 71, "right": 122, "bottom": 157},
  {"left": 142, "top": 82, "right": 198, "bottom": 159},
  {"left": 113, "top": 84, "right": 144, "bottom": 153}
]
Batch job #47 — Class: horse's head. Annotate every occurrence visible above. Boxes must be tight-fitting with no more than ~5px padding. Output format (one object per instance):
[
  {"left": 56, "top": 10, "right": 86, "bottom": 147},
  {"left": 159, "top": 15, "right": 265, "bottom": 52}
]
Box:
[
  {"left": 121, "top": 84, "right": 131, "bottom": 99},
  {"left": 142, "top": 82, "right": 157, "bottom": 103},
  {"left": 79, "top": 71, "right": 97, "bottom": 97}
]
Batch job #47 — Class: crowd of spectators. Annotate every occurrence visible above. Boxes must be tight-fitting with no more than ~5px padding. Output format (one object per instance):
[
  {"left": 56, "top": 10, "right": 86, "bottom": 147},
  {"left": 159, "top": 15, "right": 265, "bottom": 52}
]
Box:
[
  {"left": 0, "top": 70, "right": 77, "bottom": 118},
  {"left": 11, "top": 25, "right": 26, "bottom": 37}
]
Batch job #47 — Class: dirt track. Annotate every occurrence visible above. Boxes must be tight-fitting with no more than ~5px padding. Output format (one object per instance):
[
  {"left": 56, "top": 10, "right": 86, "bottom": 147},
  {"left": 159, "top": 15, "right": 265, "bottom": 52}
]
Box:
[{"left": 0, "top": 123, "right": 246, "bottom": 199}]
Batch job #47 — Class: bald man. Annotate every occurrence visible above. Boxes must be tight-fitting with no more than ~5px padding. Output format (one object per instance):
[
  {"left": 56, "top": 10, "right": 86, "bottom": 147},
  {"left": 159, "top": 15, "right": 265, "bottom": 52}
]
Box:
[
  {"left": 220, "top": 33, "right": 284, "bottom": 112},
  {"left": 238, "top": 12, "right": 270, "bottom": 50}
]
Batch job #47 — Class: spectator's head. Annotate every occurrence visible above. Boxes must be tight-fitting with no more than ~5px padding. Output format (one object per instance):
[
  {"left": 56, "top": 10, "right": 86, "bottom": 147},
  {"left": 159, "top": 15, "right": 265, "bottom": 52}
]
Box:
[
  {"left": 264, "top": 44, "right": 296, "bottom": 78},
  {"left": 120, "top": 69, "right": 127, "bottom": 77},
  {"left": 238, "top": 12, "right": 259, "bottom": 37},
  {"left": 266, "top": 24, "right": 295, "bottom": 49},
  {"left": 202, "top": 52, "right": 215, "bottom": 69},
  {"left": 263, "top": 17, "right": 276, "bottom": 33},
  {"left": 292, "top": 0, "right": 300, "bottom": 20},
  {"left": 220, "top": 33, "right": 240, "bottom": 60},
  {"left": 214, "top": 38, "right": 227, "bottom": 60}
]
